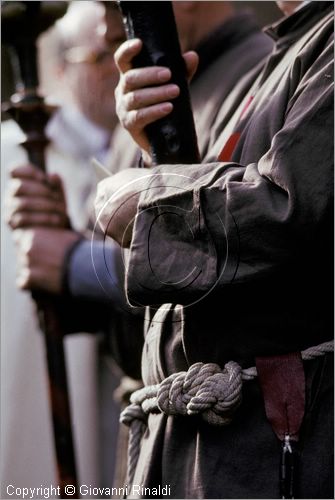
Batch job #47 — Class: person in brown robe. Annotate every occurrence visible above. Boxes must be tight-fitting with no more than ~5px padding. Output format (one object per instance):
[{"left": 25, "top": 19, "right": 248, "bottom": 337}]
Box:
[
  {"left": 95, "top": 1, "right": 334, "bottom": 498},
  {"left": 4, "top": 1, "right": 275, "bottom": 492}
]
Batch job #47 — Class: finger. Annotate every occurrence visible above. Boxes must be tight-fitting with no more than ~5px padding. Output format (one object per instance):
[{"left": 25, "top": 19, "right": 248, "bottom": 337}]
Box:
[
  {"left": 10, "top": 196, "right": 66, "bottom": 215},
  {"left": 9, "top": 212, "right": 68, "bottom": 229},
  {"left": 120, "top": 65, "right": 172, "bottom": 94},
  {"left": 114, "top": 38, "right": 143, "bottom": 73},
  {"left": 124, "top": 84, "right": 180, "bottom": 111},
  {"left": 122, "top": 102, "right": 173, "bottom": 132},
  {"left": 10, "top": 164, "right": 47, "bottom": 183},
  {"left": 8, "top": 178, "right": 57, "bottom": 199},
  {"left": 183, "top": 51, "right": 199, "bottom": 82}
]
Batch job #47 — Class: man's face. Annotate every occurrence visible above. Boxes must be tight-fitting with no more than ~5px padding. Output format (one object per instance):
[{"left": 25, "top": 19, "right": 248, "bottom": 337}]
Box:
[
  {"left": 63, "top": 6, "right": 125, "bottom": 131},
  {"left": 276, "top": 1, "right": 303, "bottom": 16},
  {"left": 172, "top": 2, "right": 193, "bottom": 52}
]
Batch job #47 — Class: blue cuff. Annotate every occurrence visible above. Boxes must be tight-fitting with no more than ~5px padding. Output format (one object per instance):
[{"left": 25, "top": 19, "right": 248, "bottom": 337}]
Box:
[{"left": 67, "top": 239, "right": 128, "bottom": 308}]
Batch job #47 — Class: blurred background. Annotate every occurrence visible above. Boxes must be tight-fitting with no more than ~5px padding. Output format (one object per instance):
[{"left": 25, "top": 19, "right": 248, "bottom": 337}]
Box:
[{"left": 1, "top": 1, "right": 281, "bottom": 110}]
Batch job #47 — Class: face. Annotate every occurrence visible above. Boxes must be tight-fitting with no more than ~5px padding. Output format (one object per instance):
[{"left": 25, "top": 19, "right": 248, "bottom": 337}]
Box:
[
  {"left": 172, "top": 1, "right": 234, "bottom": 52},
  {"left": 276, "top": 1, "right": 303, "bottom": 16},
  {"left": 172, "top": 2, "right": 195, "bottom": 52},
  {"left": 63, "top": 5, "right": 125, "bottom": 132}
]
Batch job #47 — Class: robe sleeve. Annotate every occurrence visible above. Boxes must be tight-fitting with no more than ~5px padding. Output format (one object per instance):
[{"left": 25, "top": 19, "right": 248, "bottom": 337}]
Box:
[{"left": 126, "top": 39, "right": 333, "bottom": 307}]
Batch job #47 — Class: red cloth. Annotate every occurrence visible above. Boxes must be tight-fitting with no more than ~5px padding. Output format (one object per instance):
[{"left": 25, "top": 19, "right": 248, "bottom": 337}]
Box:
[{"left": 256, "top": 352, "right": 305, "bottom": 441}]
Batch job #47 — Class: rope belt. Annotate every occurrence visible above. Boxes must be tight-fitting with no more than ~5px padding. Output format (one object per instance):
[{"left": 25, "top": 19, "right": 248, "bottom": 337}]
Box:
[{"left": 120, "top": 340, "right": 334, "bottom": 486}]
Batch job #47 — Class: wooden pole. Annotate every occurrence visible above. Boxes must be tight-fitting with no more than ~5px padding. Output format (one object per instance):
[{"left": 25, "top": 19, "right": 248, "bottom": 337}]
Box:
[{"left": 2, "top": 2, "right": 78, "bottom": 497}]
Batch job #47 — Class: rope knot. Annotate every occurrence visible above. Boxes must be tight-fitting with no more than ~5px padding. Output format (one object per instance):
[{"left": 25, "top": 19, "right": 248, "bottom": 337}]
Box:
[
  {"left": 120, "top": 402, "right": 147, "bottom": 427},
  {"left": 157, "top": 361, "right": 243, "bottom": 426},
  {"left": 120, "top": 340, "right": 333, "bottom": 488}
]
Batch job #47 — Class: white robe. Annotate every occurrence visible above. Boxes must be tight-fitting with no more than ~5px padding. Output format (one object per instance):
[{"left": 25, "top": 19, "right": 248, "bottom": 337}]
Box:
[{"left": 0, "top": 114, "right": 114, "bottom": 495}]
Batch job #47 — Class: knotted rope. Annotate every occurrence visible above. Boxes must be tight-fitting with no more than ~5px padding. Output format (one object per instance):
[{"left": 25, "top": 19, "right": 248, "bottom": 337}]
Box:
[{"left": 120, "top": 340, "right": 334, "bottom": 486}]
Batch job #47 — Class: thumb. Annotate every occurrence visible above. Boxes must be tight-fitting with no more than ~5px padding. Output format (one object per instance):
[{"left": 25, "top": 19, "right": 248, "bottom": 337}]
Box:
[{"left": 183, "top": 51, "right": 199, "bottom": 83}]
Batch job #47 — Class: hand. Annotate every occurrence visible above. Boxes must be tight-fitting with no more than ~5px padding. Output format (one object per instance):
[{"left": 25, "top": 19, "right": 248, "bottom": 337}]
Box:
[
  {"left": 4, "top": 164, "right": 70, "bottom": 229},
  {"left": 95, "top": 168, "right": 149, "bottom": 247},
  {"left": 13, "top": 228, "right": 82, "bottom": 294},
  {"left": 114, "top": 39, "right": 198, "bottom": 165}
]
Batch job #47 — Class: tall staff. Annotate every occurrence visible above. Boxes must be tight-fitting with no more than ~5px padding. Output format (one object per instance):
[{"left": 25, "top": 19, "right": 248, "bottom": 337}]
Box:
[{"left": 2, "top": 2, "right": 78, "bottom": 497}]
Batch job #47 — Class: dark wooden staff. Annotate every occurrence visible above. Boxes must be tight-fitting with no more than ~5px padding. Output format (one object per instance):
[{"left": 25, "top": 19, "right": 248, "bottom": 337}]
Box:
[{"left": 2, "top": 2, "right": 78, "bottom": 497}]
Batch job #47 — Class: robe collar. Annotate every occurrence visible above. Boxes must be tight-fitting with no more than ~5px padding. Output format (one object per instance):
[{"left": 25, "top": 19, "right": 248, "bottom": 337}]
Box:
[{"left": 264, "top": 1, "right": 333, "bottom": 47}]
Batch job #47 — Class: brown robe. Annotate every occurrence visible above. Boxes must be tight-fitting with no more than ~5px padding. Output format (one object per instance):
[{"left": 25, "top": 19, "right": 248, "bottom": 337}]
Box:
[
  {"left": 109, "top": 11, "right": 275, "bottom": 491},
  {"left": 126, "top": 3, "right": 334, "bottom": 498}
]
